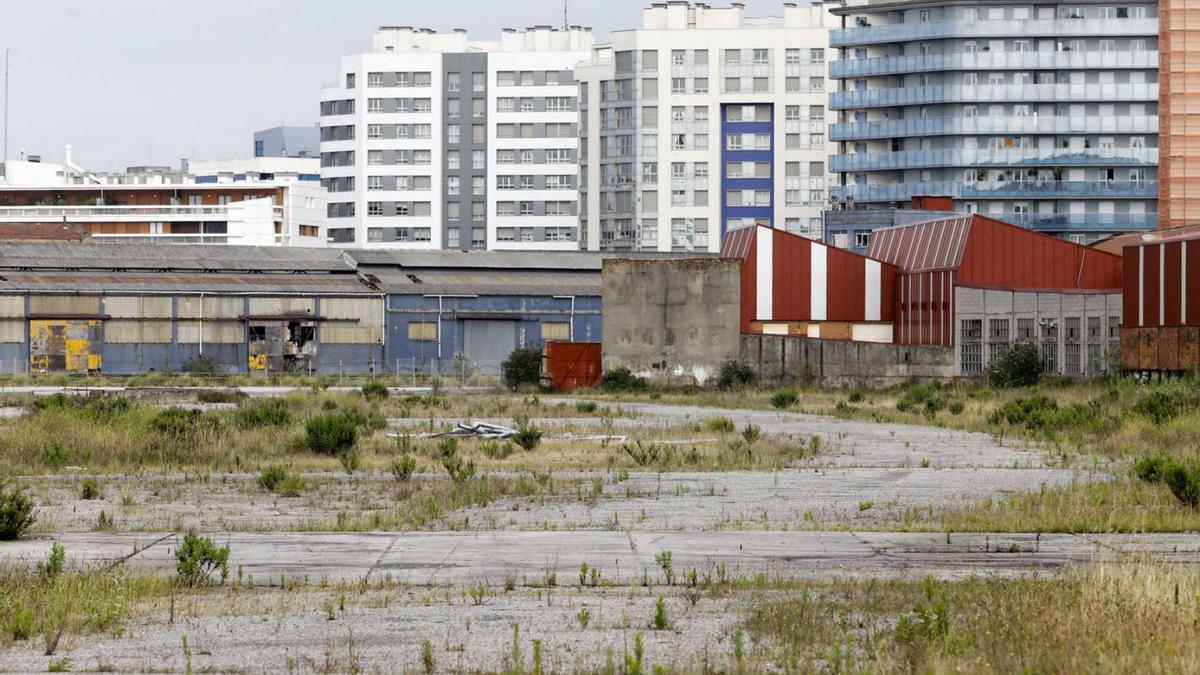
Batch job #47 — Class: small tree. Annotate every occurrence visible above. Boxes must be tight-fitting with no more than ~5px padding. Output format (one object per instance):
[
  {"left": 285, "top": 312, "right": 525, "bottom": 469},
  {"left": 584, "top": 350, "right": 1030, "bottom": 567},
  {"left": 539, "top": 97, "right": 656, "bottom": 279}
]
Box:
[
  {"left": 0, "top": 479, "right": 36, "bottom": 540},
  {"left": 987, "top": 344, "right": 1041, "bottom": 388},
  {"left": 175, "top": 532, "right": 230, "bottom": 586},
  {"left": 501, "top": 346, "right": 542, "bottom": 390}
]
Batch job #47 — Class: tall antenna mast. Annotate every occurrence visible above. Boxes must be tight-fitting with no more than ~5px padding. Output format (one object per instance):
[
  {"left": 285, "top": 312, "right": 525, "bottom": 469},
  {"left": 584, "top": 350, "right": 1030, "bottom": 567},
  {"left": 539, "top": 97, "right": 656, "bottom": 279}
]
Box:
[{"left": 563, "top": 0, "right": 568, "bottom": 29}]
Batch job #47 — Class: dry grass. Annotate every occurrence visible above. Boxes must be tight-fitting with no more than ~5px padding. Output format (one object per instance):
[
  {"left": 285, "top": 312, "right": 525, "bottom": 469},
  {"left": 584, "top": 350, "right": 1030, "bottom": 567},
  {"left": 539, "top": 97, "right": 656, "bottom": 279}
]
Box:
[{"left": 743, "top": 562, "right": 1200, "bottom": 673}]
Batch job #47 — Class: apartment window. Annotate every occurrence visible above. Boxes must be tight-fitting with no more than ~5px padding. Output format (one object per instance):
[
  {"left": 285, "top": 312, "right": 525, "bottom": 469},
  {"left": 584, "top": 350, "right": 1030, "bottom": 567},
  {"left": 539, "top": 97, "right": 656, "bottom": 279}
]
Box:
[
  {"left": 472, "top": 177, "right": 485, "bottom": 196},
  {"left": 447, "top": 151, "right": 460, "bottom": 170},
  {"left": 447, "top": 176, "right": 460, "bottom": 196},
  {"left": 519, "top": 71, "right": 534, "bottom": 86},
  {"left": 497, "top": 97, "right": 515, "bottom": 113},
  {"left": 368, "top": 150, "right": 384, "bottom": 165},
  {"left": 472, "top": 150, "right": 485, "bottom": 170},
  {"left": 753, "top": 48, "right": 769, "bottom": 65},
  {"left": 642, "top": 162, "right": 658, "bottom": 183},
  {"left": 497, "top": 175, "right": 515, "bottom": 190},
  {"left": 785, "top": 49, "right": 800, "bottom": 65},
  {"left": 447, "top": 124, "right": 461, "bottom": 144},
  {"left": 724, "top": 49, "right": 741, "bottom": 65},
  {"left": 413, "top": 72, "right": 431, "bottom": 87},
  {"left": 520, "top": 150, "right": 534, "bottom": 164},
  {"left": 519, "top": 201, "right": 534, "bottom": 216},
  {"left": 408, "top": 322, "right": 438, "bottom": 341},
  {"left": 546, "top": 149, "right": 572, "bottom": 164},
  {"left": 447, "top": 227, "right": 460, "bottom": 248},
  {"left": 367, "top": 98, "right": 383, "bottom": 113},
  {"left": 546, "top": 71, "right": 561, "bottom": 86},
  {"left": 810, "top": 77, "right": 824, "bottom": 91},
  {"left": 367, "top": 202, "right": 384, "bottom": 216},
  {"left": 472, "top": 202, "right": 485, "bottom": 221},
  {"left": 693, "top": 77, "right": 708, "bottom": 93},
  {"left": 497, "top": 150, "right": 515, "bottom": 165},
  {"left": 725, "top": 78, "right": 741, "bottom": 93},
  {"left": 497, "top": 71, "right": 515, "bottom": 86},
  {"left": 367, "top": 176, "right": 384, "bottom": 191},
  {"left": 672, "top": 78, "right": 686, "bottom": 94},
  {"left": 446, "top": 202, "right": 460, "bottom": 221},
  {"left": 472, "top": 73, "right": 485, "bottom": 92},
  {"left": 447, "top": 73, "right": 461, "bottom": 92},
  {"left": 855, "top": 232, "right": 870, "bottom": 248}
]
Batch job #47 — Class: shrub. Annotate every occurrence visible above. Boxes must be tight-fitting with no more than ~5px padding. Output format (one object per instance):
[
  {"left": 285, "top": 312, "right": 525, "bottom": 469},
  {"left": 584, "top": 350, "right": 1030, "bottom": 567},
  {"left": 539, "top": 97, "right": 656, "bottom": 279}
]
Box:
[
  {"left": 1132, "top": 388, "right": 1198, "bottom": 425},
  {"left": 741, "top": 424, "right": 761, "bottom": 444},
  {"left": 771, "top": 388, "right": 799, "bottom": 409},
  {"left": 42, "top": 438, "right": 69, "bottom": 470},
  {"left": 390, "top": 455, "right": 417, "bottom": 481},
  {"left": 79, "top": 478, "right": 101, "bottom": 500},
  {"left": 623, "top": 440, "right": 662, "bottom": 467},
  {"left": 437, "top": 437, "right": 475, "bottom": 482},
  {"left": 1134, "top": 456, "right": 1175, "bottom": 484},
  {"left": 6, "top": 601, "right": 32, "bottom": 640},
  {"left": 987, "top": 344, "right": 1041, "bottom": 388},
  {"left": 181, "top": 355, "right": 219, "bottom": 374},
  {"left": 37, "top": 542, "right": 65, "bottom": 580},
  {"left": 338, "top": 448, "right": 361, "bottom": 475},
  {"left": 258, "top": 465, "right": 293, "bottom": 492},
  {"left": 1164, "top": 463, "right": 1200, "bottom": 509},
  {"left": 716, "top": 360, "right": 755, "bottom": 390},
  {"left": 481, "top": 440, "right": 515, "bottom": 459},
  {"left": 575, "top": 401, "right": 598, "bottom": 414},
  {"left": 651, "top": 594, "right": 668, "bottom": 630},
  {"left": 848, "top": 390, "right": 865, "bottom": 404},
  {"left": 599, "top": 367, "right": 647, "bottom": 392},
  {"left": 987, "top": 395, "right": 1060, "bottom": 432},
  {"left": 0, "top": 479, "right": 36, "bottom": 540},
  {"left": 703, "top": 416, "right": 736, "bottom": 433},
  {"left": 151, "top": 407, "right": 207, "bottom": 440},
  {"left": 234, "top": 398, "right": 293, "bottom": 429},
  {"left": 175, "top": 531, "right": 230, "bottom": 586},
  {"left": 304, "top": 412, "right": 359, "bottom": 455},
  {"left": 361, "top": 382, "right": 390, "bottom": 401},
  {"left": 274, "top": 473, "right": 307, "bottom": 498},
  {"left": 948, "top": 401, "right": 965, "bottom": 415},
  {"left": 501, "top": 347, "right": 542, "bottom": 390},
  {"left": 512, "top": 423, "right": 543, "bottom": 451},
  {"left": 197, "top": 389, "right": 246, "bottom": 404}
]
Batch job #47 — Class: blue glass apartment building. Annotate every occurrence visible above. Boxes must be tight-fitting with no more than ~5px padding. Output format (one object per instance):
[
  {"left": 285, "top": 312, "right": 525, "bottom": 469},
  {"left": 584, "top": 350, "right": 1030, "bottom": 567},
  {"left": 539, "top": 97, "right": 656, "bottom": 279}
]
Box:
[{"left": 826, "top": 0, "right": 1159, "bottom": 243}]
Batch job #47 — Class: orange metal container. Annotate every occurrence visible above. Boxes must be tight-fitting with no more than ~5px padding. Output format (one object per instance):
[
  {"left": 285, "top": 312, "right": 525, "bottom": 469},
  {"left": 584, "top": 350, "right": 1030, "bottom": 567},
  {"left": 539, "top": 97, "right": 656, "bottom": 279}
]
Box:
[{"left": 544, "top": 341, "right": 602, "bottom": 391}]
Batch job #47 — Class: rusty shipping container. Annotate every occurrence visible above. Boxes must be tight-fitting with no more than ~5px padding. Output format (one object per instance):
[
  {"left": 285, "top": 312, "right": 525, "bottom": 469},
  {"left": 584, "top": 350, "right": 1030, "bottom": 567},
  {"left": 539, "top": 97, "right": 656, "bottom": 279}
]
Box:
[
  {"left": 544, "top": 341, "right": 602, "bottom": 392},
  {"left": 721, "top": 225, "right": 898, "bottom": 340},
  {"left": 1121, "top": 233, "right": 1200, "bottom": 372}
]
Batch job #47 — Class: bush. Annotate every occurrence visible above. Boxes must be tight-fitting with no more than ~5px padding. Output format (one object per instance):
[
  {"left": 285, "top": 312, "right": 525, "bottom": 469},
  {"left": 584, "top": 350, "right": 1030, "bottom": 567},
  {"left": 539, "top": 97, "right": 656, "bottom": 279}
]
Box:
[
  {"left": 948, "top": 401, "right": 965, "bottom": 415},
  {"left": 234, "top": 398, "right": 293, "bottom": 429},
  {"left": 181, "top": 355, "right": 219, "bottom": 374},
  {"left": 43, "top": 438, "right": 68, "bottom": 470},
  {"left": 481, "top": 440, "right": 516, "bottom": 459},
  {"left": 304, "top": 412, "right": 359, "bottom": 455},
  {"left": 36, "top": 542, "right": 65, "bottom": 580},
  {"left": 258, "top": 465, "right": 290, "bottom": 492},
  {"left": 599, "top": 367, "right": 647, "bottom": 392},
  {"left": 512, "top": 421, "right": 543, "bottom": 451},
  {"left": 575, "top": 401, "right": 598, "bottom": 414},
  {"left": 361, "top": 382, "right": 390, "bottom": 401},
  {"left": 1164, "top": 462, "right": 1200, "bottom": 510},
  {"left": 716, "top": 361, "right": 755, "bottom": 390},
  {"left": 437, "top": 438, "right": 475, "bottom": 482},
  {"left": 390, "top": 455, "right": 417, "bottom": 482},
  {"left": 703, "top": 416, "right": 736, "bottom": 433},
  {"left": 0, "top": 479, "right": 36, "bottom": 540},
  {"left": 987, "top": 395, "right": 1060, "bottom": 431},
  {"left": 987, "top": 344, "right": 1041, "bottom": 388},
  {"left": 79, "top": 478, "right": 101, "bottom": 500},
  {"left": 175, "top": 531, "right": 230, "bottom": 586},
  {"left": 151, "top": 407, "right": 207, "bottom": 440},
  {"left": 1134, "top": 456, "right": 1174, "bottom": 484},
  {"left": 1132, "top": 388, "right": 1198, "bottom": 425},
  {"left": 771, "top": 388, "right": 799, "bottom": 409},
  {"left": 848, "top": 390, "right": 865, "bottom": 404},
  {"left": 197, "top": 389, "right": 246, "bottom": 404},
  {"left": 501, "top": 347, "right": 543, "bottom": 390}
]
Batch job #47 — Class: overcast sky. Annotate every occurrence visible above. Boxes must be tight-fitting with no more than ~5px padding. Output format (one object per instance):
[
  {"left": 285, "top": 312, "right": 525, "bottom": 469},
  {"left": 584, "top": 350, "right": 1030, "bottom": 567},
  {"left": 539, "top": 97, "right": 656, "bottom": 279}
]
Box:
[{"left": 1, "top": 0, "right": 791, "bottom": 170}]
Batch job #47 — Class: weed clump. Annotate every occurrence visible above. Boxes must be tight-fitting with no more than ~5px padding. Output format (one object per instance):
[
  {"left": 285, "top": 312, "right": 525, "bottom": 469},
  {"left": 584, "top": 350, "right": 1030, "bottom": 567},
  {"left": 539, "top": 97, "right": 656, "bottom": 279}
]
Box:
[
  {"left": 501, "top": 346, "right": 542, "bottom": 390},
  {"left": 575, "top": 401, "right": 598, "bottom": 414},
  {"left": 771, "top": 388, "right": 799, "bottom": 409},
  {"left": 257, "top": 466, "right": 306, "bottom": 497},
  {"left": 304, "top": 412, "right": 359, "bottom": 455},
  {"left": 234, "top": 398, "right": 293, "bottom": 429},
  {"left": 438, "top": 438, "right": 475, "bottom": 482},
  {"left": 623, "top": 440, "right": 662, "bottom": 467},
  {"left": 600, "top": 367, "right": 647, "bottom": 392},
  {"left": 42, "top": 438, "right": 68, "bottom": 470},
  {"left": 0, "top": 479, "right": 36, "bottom": 540},
  {"left": 703, "top": 416, "right": 736, "bottom": 433},
  {"left": 511, "top": 418, "right": 543, "bottom": 451},
  {"left": 175, "top": 531, "right": 230, "bottom": 586},
  {"left": 360, "top": 382, "right": 389, "bottom": 401},
  {"left": 1133, "top": 455, "right": 1200, "bottom": 509},
  {"left": 717, "top": 360, "right": 755, "bottom": 389},
  {"left": 79, "top": 479, "right": 101, "bottom": 500},
  {"left": 390, "top": 455, "right": 418, "bottom": 481}
]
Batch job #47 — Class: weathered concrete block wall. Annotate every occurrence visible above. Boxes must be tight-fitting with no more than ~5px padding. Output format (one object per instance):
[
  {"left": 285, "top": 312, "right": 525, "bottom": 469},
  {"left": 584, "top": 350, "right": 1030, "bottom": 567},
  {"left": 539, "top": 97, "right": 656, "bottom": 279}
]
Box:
[
  {"left": 602, "top": 258, "right": 741, "bottom": 385},
  {"left": 741, "top": 334, "right": 955, "bottom": 388}
]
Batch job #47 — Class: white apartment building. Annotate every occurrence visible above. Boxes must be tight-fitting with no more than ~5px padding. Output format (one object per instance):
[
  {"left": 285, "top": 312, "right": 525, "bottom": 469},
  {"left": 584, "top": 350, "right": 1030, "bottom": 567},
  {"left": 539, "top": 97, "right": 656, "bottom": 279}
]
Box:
[
  {"left": 576, "top": 1, "right": 834, "bottom": 252},
  {"left": 319, "top": 25, "right": 594, "bottom": 250}
]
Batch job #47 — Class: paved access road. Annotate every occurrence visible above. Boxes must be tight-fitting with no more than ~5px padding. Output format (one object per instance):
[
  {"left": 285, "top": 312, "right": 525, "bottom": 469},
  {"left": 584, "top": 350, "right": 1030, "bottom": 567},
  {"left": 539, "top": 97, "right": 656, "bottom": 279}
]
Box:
[{"left": 3, "top": 531, "right": 1197, "bottom": 585}]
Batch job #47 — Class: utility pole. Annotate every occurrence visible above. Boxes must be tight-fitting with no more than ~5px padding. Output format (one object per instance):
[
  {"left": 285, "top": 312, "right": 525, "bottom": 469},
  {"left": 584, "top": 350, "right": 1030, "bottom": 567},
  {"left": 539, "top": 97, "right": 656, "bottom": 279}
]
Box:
[{"left": 3, "top": 49, "right": 9, "bottom": 162}]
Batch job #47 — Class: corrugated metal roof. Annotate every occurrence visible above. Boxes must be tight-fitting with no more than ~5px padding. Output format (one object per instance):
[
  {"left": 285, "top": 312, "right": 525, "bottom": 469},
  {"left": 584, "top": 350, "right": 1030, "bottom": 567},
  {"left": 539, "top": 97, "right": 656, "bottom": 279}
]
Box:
[
  {"left": 719, "top": 226, "right": 755, "bottom": 261},
  {"left": 0, "top": 271, "right": 377, "bottom": 295},
  {"left": 348, "top": 249, "right": 604, "bottom": 271},
  {"left": 0, "top": 242, "right": 350, "bottom": 273},
  {"left": 866, "top": 216, "right": 973, "bottom": 272},
  {"left": 374, "top": 269, "right": 599, "bottom": 296}
]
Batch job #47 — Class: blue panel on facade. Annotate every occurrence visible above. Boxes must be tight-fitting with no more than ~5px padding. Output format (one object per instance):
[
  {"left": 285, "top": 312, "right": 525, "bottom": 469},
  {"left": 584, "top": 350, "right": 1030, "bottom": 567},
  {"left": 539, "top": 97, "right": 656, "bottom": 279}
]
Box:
[{"left": 721, "top": 103, "right": 775, "bottom": 236}]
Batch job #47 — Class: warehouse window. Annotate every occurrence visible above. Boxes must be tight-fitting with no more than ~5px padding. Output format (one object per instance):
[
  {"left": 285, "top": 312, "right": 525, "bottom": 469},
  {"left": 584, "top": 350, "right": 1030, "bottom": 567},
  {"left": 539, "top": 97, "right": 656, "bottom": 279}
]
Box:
[
  {"left": 541, "top": 322, "right": 571, "bottom": 341},
  {"left": 961, "top": 319, "right": 983, "bottom": 374},
  {"left": 1065, "top": 343, "right": 1081, "bottom": 376},
  {"left": 407, "top": 322, "right": 438, "bottom": 341},
  {"left": 988, "top": 318, "right": 1010, "bottom": 365},
  {"left": 1017, "top": 318, "right": 1034, "bottom": 342}
]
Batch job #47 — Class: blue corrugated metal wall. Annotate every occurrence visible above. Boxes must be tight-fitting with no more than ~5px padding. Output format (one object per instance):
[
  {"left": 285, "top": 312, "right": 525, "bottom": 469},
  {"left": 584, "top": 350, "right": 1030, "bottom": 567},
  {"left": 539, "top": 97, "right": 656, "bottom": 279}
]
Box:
[{"left": 384, "top": 294, "right": 602, "bottom": 375}]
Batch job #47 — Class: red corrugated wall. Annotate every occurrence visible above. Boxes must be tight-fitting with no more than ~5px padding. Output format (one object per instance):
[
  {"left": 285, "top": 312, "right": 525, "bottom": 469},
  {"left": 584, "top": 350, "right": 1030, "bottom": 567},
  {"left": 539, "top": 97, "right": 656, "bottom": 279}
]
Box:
[
  {"left": 896, "top": 270, "right": 954, "bottom": 347},
  {"left": 957, "top": 215, "right": 1123, "bottom": 290},
  {"left": 1121, "top": 236, "right": 1200, "bottom": 371}
]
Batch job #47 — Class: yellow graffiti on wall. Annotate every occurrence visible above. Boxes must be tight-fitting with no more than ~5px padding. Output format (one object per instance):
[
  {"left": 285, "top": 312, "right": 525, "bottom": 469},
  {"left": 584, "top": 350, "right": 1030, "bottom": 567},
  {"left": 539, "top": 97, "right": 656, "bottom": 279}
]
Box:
[{"left": 29, "top": 320, "right": 102, "bottom": 374}]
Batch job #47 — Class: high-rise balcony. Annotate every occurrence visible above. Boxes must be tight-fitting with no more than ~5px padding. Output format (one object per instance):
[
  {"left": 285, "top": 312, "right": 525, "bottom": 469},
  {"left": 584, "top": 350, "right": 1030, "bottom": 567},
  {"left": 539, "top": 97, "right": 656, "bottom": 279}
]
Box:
[
  {"left": 832, "top": 180, "right": 1159, "bottom": 202},
  {"left": 830, "top": 115, "right": 1159, "bottom": 141},
  {"left": 831, "top": 83, "right": 1158, "bottom": 109},
  {"left": 830, "top": 147, "right": 1157, "bottom": 172},
  {"left": 830, "top": 50, "right": 1158, "bottom": 79},
  {"left": 830, "top": 18, "right": 1158, "bottom": 47},
  {"left": 1002, "top": 211, "right": 1158, "bottom": 231}
]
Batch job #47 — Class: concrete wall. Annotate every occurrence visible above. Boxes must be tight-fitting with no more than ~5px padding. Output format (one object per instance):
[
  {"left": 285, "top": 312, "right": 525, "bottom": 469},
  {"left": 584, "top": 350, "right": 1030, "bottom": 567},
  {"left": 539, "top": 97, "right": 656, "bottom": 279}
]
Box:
[
  {"left": 741, "top": 334, "right": 955, "bottom": 387},
  {"left": 602, "top": 258, "right": 741, "bottom": 385}
]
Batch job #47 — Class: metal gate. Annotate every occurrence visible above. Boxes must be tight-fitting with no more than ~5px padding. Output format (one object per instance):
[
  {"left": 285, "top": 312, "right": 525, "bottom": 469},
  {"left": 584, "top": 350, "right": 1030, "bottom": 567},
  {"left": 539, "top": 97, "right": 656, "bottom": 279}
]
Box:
[
  {"left": 29, "top": 320, "right": 102, "bottom": 373},
  {"left": 463, "top": 320, "right": 517, "bottom": 374}
]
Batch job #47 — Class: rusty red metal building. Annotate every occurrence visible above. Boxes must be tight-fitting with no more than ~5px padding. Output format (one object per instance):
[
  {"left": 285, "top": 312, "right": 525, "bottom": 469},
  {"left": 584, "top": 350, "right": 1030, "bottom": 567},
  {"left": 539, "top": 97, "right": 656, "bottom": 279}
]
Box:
[
  {"left": 1121, "top": 233, "right": 1200, "bottom": 372},
  {"left": 543, "top": 341, "right": 602, "bottom": 391},
  {"left": 721, "top": 225, "right": 898, "bottom": 341},
  {"left": 866, "top": 214, "right": 1124, "bottom": 348}
]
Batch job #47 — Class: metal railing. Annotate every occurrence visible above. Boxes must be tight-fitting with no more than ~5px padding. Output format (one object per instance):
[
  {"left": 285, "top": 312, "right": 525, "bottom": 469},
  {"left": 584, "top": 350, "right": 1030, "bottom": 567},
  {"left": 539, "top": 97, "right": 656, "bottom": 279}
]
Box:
[
  {"left": 831, "top": 83, "right": 1158, "bottom": 109},
  {"left": 831, "top": 18, "right": 1158, "bottom": 46},
  {"left": 832, "top": 180, "right": 1158, "bottom": 202},
  {"left": 831, "top": 49, "right": 1158, "bottom": 78},
  {"left": 830, "top": 147, "right": 1157, "bottom": 172},
  {"left": 831, "top": 115, "right": 1158, "bottom": 141}
]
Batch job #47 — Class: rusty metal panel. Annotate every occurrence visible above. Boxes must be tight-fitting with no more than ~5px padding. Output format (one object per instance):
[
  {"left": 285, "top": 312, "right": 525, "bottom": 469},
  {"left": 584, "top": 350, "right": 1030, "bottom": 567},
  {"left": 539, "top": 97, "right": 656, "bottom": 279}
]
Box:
[
  {"left": 104, "top": 296, "right": 172, "bottom": 319},
  {"left": 29, "top": 319, "right": 101, "bottom": 373},
  {"left": 29, "top": 295, "right": 100, "bottom": 316},
  {"left": 544, "top": 341, "right": 601, "bottom": 392},
  {"left": 104, "top": 320, "right": 172, "bottom": 344},
  {"left": 177, "top": 296, "right": 244, "bottom": 320},
  {"left": 247, "top": 297, "right": 315, "bottom": 317}
]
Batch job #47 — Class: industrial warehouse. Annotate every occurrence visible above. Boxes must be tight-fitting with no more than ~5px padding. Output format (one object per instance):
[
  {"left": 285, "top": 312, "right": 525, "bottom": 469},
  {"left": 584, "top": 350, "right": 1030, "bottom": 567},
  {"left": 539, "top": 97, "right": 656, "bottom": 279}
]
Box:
[{"left": 0, "top": 243, "right": 599, "bottom": 376}]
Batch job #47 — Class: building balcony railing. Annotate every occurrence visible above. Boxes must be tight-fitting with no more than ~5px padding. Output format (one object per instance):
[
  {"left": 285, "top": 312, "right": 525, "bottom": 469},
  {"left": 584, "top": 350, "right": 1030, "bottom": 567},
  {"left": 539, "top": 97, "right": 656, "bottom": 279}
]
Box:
[
  {"left": 0, "top": 203, "right": 283, "bottom": 222},
  {"left": 831, "top": 83, "right": 1158, "bottom": 109},
  {"left": 830, "top": 147, "right": 1157, "bottom": 172},
  {"left": 830, "top": 50, "right": 1158, "bottom": 78},
  {"left": 1002, "top": 211, "right": 1158, "bottom": 231},
  {"left": 830, "top": 18, "right": 1158, "bottom": 47},
  {"left": 832, "top": 179, "right": 1159, "bottom": 202},
  {"left": 830, "top": 115, "right": 1159, "bottom": 141}
]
